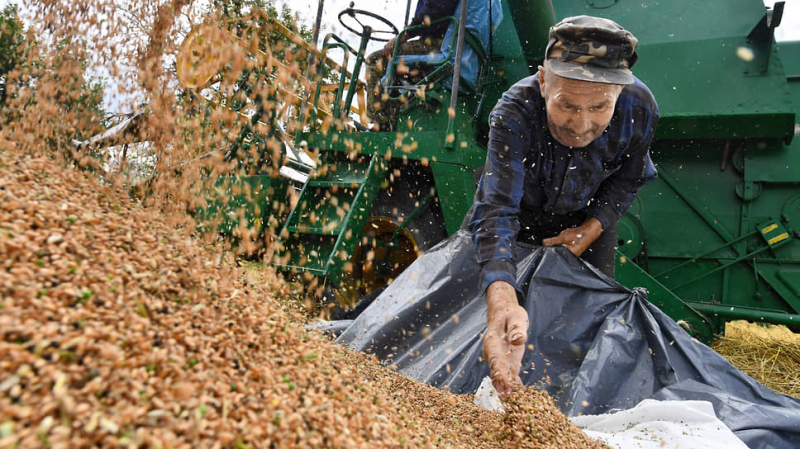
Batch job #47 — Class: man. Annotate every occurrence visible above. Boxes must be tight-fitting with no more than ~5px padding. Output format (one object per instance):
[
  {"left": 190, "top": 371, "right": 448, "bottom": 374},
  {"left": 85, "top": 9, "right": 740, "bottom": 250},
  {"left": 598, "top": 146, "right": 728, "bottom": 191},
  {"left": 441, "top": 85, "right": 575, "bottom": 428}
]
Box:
[
  {"left": 468, "top": 16, "right": 659, "bottom": 397},
  {"left": 365, "top": 0, "right": 459, "bottom": 131}
]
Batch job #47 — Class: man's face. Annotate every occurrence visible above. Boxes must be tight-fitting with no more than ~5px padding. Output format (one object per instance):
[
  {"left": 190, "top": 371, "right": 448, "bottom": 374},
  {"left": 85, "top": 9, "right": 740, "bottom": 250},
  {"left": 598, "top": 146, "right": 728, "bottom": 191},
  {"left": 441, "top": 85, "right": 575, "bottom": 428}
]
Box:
[{"left": 538, "top": 66, "right": 622, "bottom": 148}]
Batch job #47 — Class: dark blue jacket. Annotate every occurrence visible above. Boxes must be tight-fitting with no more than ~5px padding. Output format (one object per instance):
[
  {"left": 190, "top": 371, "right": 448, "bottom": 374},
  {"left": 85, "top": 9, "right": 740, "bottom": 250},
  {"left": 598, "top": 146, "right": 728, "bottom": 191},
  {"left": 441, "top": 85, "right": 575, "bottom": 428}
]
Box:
[{"left": 469, "top": 73, "right": 659, "bottom": 293}]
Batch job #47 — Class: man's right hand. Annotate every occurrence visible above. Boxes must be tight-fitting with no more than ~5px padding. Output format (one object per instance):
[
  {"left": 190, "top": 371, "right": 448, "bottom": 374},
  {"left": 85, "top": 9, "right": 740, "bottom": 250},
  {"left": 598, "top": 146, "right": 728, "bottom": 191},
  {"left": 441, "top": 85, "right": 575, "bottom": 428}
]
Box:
[
  {"left": 383, "top": 37, "right": 397, "bottom": 61},
  {"left": 483, "top": 281, "right": 529, "bottom": 398},
  {"left": 383, "top": 33, "right": 411, "bottom": 61}
]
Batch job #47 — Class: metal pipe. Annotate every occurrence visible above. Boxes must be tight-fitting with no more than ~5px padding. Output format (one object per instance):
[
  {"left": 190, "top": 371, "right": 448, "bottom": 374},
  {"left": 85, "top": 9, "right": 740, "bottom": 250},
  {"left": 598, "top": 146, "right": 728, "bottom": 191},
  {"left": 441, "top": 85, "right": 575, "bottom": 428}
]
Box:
[
  {"left": 669, "top": 245, "right": 771, "bottom": 290},
  {"left": 686, "top": 301, "right": 800, "bottom": 328},
  {"left": 311, "top": 0, "right": 325, "bottom": 53},
  {"left": 506, "top": 0, "right": 555, "bottom": 66},
  {"left": 298, "top": 0, "right": 326, "bottom": 132},
  {"left": 390, "top": 192, "right": 434, "bottom": 242},
  {"left": 342, "top": 29, "right": 372, "bottom": 121},
  {"left": 404, "top": 0, "right": 413, "bottom": 28},
  {"left": 653, "top": 229, "right": 758, "bottom": 279},
  {"left": 445, "top": 0, "right": 469, "bottom": 150}
]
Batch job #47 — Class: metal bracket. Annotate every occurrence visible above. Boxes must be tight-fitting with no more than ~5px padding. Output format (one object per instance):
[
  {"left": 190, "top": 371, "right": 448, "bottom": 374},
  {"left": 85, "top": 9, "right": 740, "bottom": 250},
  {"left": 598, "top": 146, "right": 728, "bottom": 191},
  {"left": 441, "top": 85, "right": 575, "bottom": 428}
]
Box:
[
  {"left": 758, "top": 219, "right": 791, "bottom": 248},
  {"left": 743, "top": 1, "right": 784, "bottom": 76}
]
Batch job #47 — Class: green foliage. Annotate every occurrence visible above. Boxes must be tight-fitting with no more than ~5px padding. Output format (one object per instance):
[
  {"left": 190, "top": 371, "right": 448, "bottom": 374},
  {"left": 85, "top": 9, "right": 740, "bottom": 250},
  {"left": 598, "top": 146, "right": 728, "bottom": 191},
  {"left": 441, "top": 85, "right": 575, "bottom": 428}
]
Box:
[
  {"left": 210, "top": 0, "right": 314, "bottom": 77},
  {"left": 214, "top": 0, "right": 314, "bottom": 41},
  {"left": 0, "top": 5, "right": 25, "bottom": 107},
  {"left": 39, "top": 35, "right": 106, "bottom": 142},
  {"left": 0, "top": 6, "right": 104, "bottom": 142}
]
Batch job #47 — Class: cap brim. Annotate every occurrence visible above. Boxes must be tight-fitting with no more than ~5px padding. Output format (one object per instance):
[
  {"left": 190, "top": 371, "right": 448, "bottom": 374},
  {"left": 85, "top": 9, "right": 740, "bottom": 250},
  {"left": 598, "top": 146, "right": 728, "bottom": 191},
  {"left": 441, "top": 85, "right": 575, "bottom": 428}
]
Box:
[{"left": 548, "top": 59, "right": 635, "bottom": 85}]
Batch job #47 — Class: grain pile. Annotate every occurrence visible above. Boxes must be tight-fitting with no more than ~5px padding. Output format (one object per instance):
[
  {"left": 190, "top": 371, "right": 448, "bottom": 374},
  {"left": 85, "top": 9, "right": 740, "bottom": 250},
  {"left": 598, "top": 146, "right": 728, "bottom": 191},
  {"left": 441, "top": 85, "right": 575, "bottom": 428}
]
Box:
[
  {"left": 0, "top": 148, "right": 600, "bottom": 448},
  {"left": 712, "top": 320, "right": 800, "bottom": 399},
  {"left": 499, "top": 388, "right": 605, "bottom": 449}
]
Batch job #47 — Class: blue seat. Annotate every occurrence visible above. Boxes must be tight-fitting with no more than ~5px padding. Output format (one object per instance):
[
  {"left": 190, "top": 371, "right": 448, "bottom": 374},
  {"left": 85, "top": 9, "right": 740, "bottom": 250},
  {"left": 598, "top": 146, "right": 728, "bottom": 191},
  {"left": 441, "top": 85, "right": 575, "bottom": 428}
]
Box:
[{"left": 381, "top": 0, "right": 503, "bottom": 94}]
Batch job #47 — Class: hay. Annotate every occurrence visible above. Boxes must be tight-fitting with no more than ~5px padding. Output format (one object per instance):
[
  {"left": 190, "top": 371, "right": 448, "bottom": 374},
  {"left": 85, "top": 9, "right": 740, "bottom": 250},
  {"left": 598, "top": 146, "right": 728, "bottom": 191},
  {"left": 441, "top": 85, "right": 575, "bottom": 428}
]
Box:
[{"left": 712, "top": 320, "right": 800, "bottom": 398}]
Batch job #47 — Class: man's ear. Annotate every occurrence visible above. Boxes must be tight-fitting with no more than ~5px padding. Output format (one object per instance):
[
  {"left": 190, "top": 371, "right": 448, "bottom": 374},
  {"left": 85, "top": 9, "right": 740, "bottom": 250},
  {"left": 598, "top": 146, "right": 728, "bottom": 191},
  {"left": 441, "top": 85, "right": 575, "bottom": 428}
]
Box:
[{"left": 538, "top": 66, "right": 546, "bottom": 98}]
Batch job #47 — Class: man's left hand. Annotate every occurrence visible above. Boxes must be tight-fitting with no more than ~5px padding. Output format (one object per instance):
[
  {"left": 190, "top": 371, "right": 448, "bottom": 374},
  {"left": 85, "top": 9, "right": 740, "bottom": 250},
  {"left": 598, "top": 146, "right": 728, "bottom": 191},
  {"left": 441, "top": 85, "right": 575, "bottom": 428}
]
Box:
[{"left": 542, "top": 217, "right": 603, "bottom": 257}]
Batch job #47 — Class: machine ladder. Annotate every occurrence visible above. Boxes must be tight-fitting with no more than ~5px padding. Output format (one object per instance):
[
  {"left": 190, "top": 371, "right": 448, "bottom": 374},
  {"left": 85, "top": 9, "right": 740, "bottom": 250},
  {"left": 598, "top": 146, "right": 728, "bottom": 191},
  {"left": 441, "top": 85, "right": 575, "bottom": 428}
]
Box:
[{"left": 274, "top": 151, "right": 387, "bottom": 286}]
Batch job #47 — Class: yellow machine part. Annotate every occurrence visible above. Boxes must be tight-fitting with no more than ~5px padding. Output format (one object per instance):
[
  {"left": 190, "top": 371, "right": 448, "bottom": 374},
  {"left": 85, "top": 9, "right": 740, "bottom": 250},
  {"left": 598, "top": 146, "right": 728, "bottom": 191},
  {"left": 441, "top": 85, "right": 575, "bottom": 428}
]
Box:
[
  {"left": 176, "top": 24, "right": 243, "bottom": 90},
  {"left": 333, "top": 216, "right": 421, "bottom": 307},
  {"left": 177, "top": 21, "right": 367, "bottom": 119}
]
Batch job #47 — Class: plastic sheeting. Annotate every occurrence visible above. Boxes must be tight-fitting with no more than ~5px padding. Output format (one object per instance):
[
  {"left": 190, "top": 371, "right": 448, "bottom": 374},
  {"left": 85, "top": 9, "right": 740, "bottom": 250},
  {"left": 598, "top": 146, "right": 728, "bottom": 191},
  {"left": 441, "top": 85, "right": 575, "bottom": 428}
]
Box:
[{"left": 334, "top": 231, "right": 800, "bottom": 449}]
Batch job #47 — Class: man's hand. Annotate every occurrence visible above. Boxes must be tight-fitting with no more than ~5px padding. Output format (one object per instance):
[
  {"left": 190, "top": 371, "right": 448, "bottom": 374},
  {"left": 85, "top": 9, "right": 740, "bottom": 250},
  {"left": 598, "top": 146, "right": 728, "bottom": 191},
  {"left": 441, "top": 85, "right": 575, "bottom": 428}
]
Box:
[
  {"left": 383, "top": 33, "right": 410, "bottom": 61},
  {"left": 382, "top": 37, "right": 397, "bottom": 60},
  {"left": 483, "top": 281, "right": 528, "bottom": 398},
  {"left": 542, "top": 216, "right": 603, "bottom": 257}
]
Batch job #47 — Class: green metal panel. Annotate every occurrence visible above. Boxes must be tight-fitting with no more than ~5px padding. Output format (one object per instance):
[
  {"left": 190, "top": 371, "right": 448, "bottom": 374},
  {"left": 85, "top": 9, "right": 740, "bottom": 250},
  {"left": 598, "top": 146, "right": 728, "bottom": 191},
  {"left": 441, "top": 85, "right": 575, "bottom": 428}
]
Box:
[
  {"left": 505, "top": 0, "right": 556, "bottom": 63},
  {"left": 776, "top": 41, "right": 800, "bottom": 134},
  {"left": 553, "top": 0, "right": 764, "bottom": 41},
  {"left": 626, "top": 134, "right": 800, "bottom": 331},
  {"left": 615, "top": 254, "right": 714, "bottom": 341},
  {"left": 195, "top": 174, "right": 281, "bottom": 236},
  {"left": 431, "top": 161, "right": 477, "bottom": 235},
  {"left": 778, "top": 41, "right": 800, "bottom": 79},
  {"left": 639, "top": 39, "right": 794, "bottom": 140},
  {"left": 520, "top": 0, "right": 798, "bottom": 140},
  {"left": 743, "top": 139, "right": 800, "bottom": 183}
]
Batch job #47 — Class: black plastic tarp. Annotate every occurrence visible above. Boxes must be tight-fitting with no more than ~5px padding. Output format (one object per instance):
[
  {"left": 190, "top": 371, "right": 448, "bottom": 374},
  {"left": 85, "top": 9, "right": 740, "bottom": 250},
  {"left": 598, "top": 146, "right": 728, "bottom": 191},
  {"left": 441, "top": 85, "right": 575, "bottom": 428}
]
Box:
[{"left": 330, "top": 230, "right": 800, "bottom": 449}]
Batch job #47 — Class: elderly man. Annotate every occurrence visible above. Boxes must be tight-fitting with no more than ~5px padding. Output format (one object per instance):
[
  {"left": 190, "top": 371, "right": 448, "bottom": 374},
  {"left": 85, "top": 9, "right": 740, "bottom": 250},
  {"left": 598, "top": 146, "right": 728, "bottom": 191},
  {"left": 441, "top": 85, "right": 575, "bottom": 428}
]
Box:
[{"left": 468, "top": 16, "right": 659, "bottom": 397}]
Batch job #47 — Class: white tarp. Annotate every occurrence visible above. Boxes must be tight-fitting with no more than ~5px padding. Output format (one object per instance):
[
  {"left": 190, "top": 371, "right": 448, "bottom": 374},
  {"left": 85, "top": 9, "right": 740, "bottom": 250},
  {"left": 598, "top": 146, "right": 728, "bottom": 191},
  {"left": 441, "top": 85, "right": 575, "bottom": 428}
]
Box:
[
  {"left": 571, "top": 399, "right": 748, "bottom": 449},
  {"left": 474, "top": 376, "right": 747, "bottom": 449}
]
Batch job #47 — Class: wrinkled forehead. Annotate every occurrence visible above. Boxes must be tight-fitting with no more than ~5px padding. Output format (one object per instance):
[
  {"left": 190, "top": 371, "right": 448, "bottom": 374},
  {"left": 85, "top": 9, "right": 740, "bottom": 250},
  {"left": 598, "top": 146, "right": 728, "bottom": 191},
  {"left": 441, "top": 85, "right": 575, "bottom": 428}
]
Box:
[{"left": 549, "top": 74, "right": 622, "bottom": 101}]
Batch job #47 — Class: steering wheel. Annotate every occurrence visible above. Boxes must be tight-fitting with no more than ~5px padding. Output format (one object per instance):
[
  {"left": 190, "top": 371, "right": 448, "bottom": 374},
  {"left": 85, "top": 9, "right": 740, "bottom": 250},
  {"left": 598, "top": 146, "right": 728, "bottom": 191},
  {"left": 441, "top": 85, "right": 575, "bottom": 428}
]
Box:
[{"left": 337, "top": 8, "right": 399, "bottom": 43}]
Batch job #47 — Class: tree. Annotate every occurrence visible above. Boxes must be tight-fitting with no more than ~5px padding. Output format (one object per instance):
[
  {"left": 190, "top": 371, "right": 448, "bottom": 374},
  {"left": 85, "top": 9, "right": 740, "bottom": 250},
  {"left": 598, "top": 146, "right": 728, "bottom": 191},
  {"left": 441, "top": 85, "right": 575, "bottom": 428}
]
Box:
[
  {"left": 0, "top": 5, "right": 25, "bottom": 108},
  {"left": 0, "top": 6, "right": 105, "bottom": 154}
]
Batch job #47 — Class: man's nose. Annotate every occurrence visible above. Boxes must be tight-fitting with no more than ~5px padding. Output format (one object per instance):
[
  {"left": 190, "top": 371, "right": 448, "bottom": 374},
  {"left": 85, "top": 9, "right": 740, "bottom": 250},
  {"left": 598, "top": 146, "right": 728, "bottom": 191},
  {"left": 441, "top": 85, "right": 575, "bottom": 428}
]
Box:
[{"left": 571, "top": 111, "right": 592, "bottom": 134}]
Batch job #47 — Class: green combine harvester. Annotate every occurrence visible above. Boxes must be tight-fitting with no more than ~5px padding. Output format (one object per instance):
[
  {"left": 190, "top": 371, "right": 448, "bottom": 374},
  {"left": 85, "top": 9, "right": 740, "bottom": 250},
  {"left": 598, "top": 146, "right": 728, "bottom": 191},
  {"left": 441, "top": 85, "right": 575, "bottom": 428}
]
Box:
[{"left": 178, "top": 0, "right": 800, "bottom": 343}]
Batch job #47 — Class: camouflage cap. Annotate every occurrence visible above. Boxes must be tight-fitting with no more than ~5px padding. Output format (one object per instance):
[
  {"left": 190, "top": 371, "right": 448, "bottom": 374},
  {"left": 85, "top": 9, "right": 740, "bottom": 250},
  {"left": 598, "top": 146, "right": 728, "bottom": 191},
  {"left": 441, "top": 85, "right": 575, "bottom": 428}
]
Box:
[{"left": 545, "top": 15, "right": 638, "bottom": 85}]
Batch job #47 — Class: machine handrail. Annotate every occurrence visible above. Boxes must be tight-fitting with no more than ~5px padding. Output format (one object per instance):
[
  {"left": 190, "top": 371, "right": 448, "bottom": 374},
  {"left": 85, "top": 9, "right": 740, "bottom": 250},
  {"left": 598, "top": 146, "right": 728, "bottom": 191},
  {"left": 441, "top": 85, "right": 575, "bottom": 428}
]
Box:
[
  {"left": 312, "top": 37, "right": 352, "bottom": 126},
  {"left": 302, "top": 34, "right": 369, "bottom": 132}
]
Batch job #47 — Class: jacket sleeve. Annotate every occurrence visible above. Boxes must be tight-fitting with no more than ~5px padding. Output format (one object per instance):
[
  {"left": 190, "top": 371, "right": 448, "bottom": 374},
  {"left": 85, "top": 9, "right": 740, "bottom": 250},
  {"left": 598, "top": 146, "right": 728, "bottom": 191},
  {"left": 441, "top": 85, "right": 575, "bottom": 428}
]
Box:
[
  {"left": 469, "top": 107, "right": 529, "bottom": 296},
  {"left": 407, "top": 0, "right": 460, "bottom": 38},
  {"left": 586, "top": 106, "right": 659, "bottom": 231}
]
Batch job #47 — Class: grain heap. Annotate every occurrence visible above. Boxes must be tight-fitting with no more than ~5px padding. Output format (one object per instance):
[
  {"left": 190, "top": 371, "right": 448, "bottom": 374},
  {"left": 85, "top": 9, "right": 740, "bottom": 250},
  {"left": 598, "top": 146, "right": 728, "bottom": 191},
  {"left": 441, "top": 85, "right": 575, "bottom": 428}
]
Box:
[
  {"left": 499, "top": 388, "right": 604, "bottom": 449},
  {"left": 0, "top": 149, "right": 601, "bottom": 448}
]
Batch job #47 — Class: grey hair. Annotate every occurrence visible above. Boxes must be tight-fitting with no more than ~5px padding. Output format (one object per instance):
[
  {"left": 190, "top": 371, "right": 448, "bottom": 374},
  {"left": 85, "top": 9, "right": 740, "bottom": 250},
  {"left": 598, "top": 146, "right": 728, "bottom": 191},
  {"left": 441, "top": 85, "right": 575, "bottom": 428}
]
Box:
[{"left": 541, "top": 59, "right": 558, "bottom": 95}]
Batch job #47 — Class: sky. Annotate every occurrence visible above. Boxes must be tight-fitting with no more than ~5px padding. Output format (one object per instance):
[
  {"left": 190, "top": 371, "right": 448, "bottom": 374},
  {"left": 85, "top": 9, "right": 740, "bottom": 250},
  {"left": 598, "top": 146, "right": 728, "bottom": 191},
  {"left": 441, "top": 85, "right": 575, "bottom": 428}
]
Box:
[{"left": 1, "top": 0, "right": 798, "bottom": 114}]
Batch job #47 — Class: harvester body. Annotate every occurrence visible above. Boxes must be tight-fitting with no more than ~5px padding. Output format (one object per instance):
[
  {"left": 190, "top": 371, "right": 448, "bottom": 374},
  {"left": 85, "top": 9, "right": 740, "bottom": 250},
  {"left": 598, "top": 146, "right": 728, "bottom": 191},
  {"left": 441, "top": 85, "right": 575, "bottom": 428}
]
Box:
[{"left": 185, "top": 0, "right": 800, "bottom": 342}]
